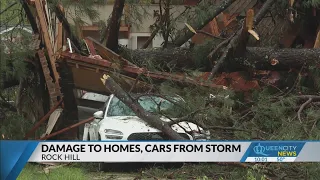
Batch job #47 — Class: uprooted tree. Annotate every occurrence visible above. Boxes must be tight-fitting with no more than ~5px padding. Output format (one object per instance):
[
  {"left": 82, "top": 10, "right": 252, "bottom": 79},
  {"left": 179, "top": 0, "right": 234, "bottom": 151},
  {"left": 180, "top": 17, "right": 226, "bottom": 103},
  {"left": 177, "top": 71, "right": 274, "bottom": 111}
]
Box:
[{"left": 1, "top": 0, "right": 320, "bottom": 178}]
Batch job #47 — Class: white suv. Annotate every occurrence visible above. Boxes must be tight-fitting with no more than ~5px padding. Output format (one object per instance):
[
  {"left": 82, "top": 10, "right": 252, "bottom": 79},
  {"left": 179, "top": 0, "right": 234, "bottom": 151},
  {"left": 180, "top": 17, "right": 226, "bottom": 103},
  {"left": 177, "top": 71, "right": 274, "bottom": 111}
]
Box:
[{"left": 83, "top": 94, "right": 210, "bottom": 171}]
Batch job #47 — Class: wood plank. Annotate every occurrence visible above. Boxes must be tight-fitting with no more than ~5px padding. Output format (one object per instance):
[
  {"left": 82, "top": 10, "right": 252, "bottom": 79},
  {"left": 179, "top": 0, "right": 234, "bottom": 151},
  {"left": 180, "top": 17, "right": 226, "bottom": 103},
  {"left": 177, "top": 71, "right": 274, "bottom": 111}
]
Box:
[
  {"left": 44, "top": 2, "right": 54, "bottom": 46},
  {"left": 314, "top": 27, "right": 320, "bottom": 48},
  {"left": 86, "top": 37, "right": 137, "bottom": 67},
  {"left": 34, "top": 0, "right": 61, "bottom": 88},
  {"left": 56, "top": 19, "right": 63, "bottom": 52},
  {"left": 210, "top": 18, "right": 220, "bottom": 36},
  {"left": 81, "top": 26, "right": 99, "bottom": 31},
  {"left": 84, "top": 38, "right": 97, "bottom": 55}
]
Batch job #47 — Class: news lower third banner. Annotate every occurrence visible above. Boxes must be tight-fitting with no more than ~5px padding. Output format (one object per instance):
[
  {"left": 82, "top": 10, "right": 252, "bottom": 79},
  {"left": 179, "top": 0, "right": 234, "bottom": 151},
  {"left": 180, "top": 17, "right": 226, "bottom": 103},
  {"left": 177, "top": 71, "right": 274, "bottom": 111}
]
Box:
[{"left": 1, "top": 141, "right": 320, "bottom": 180}]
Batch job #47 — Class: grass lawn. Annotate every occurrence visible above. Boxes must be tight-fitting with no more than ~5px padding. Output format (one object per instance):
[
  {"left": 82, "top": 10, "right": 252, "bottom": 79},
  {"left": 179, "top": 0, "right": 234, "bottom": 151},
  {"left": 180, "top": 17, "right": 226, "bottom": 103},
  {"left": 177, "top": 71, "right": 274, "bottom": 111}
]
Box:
[
  {"left": 17, "top": 163, "right": 139, "bottom": 180},
  {"left": 17, "top": 163, "right": 87, "bottom": 180},
  {"left": 16, "top": 163, "right": 255, "bottom": 180},
  {"left": 17, "top": 162, "right": 320, "bottom": 180}
]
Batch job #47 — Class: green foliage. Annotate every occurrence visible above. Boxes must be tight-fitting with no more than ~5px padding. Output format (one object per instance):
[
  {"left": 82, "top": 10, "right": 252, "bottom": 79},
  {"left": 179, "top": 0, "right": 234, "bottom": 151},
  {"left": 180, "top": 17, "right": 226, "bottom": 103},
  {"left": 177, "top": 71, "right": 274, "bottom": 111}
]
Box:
[
  {"left": 301, "top": 0, "right": 320, "bottom": 7},
  {"left": 126, "top": 0, "right": 150, "bottom": 30},
  {"left": 48, "top": 0, "right": 105, "bottom": 39},
  {"left": 0, "top": 30, "right": 35, "bottom": 85},
  {"left": 49, "top": 0, "right": 105, "bottom": 22},
  {"left": 0, "top": 0, "right": 25, "bottom": 26},
  {"left": 192, "top": 39, "right": 218, "bottom": 70},
  {"left": 18, "top": 164, "right": 86, "bottom": 180},
  {"left": 158, "top": 79, "right": 320, "bottom": 141},
  {"left": 0, "top": 112, "right": 32, "bottom": 140}
]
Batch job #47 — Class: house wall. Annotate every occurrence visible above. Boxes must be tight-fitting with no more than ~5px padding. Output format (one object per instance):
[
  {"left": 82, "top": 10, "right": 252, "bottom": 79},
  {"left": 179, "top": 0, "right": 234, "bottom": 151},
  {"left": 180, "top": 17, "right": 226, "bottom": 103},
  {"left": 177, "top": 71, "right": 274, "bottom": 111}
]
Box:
[{"left": 66, "top": 3, "right": 187, "bottom": 49}]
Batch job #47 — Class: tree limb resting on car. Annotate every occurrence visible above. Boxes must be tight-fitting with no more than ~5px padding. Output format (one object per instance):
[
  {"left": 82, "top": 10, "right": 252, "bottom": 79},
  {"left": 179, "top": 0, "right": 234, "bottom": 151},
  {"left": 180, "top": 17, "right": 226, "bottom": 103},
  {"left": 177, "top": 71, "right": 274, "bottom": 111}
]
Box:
[{"left": 100, "top": 74, "right": 187, "bottom": 140}]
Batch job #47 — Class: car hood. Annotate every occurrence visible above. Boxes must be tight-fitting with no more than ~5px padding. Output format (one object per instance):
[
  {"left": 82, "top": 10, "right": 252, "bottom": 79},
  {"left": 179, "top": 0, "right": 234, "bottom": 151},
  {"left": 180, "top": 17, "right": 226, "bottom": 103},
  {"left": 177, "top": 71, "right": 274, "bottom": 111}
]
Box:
[{"left": 100, "top": 115, "right": 203, "bottom": 132}]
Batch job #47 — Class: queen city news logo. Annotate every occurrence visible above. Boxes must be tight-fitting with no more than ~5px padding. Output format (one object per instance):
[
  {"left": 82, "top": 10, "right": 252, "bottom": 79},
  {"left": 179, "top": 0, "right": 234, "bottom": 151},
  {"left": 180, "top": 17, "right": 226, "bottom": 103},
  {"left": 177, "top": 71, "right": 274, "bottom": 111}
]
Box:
[{"left": 252, "top": 143, "right": 297, "bottom": 157}]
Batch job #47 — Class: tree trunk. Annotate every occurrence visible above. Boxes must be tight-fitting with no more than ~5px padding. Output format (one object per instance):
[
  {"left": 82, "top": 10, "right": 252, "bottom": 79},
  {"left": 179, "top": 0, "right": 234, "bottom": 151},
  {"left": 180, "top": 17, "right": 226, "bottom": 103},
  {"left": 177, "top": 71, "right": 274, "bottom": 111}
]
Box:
[
  {"left": 105, "top": 0, "right": 125, "bottom": 52},
  {"left": 101, "top": 75, "right": 186, "bottom": 140},
  {"left": 121, "top": 47, "right": 320, "bottom": 71},
  {"left": 242, "top": 47, "right": 320, "bottom": 69},
  {"left": 208, "top": 0, "right": 276, "bottom": 78},
  {"left": 21, "top": 0, "right": 39, "bottom": 34},
  {"left": 120, "top": 47, "right": 196, "bottom": 71}
]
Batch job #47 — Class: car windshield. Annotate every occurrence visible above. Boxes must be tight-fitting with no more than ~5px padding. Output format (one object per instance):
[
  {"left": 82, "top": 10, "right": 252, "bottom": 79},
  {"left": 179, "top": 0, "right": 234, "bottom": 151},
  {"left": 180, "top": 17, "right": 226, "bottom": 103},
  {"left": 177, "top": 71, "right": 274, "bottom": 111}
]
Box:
[{"left": 107, "top": 95, "right": 180, "bottom": 117}]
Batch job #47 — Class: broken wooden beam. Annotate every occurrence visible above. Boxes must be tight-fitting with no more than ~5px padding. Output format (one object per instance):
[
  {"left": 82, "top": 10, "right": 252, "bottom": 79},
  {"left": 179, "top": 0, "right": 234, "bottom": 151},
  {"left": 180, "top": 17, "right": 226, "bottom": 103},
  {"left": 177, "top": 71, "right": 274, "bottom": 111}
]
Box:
[
  {"left": 24, "top": 99, "right": 63, "bottom": 140},
  {"left": 39, "top": 117, "right": 94, "bottom": 140},
  {"left": 86, "top": 37, "right": 137, "bottom": 67},
  {"left": 38, "top": 50, "right": 60, "bottom": 107},
  {"left": 59, "top": 52, "right": 225, "bottom": 89},
  {"left": 84, "top": 38, "right": 97, "bottom": 55},
  {"left": 34, "top": 0, "right": 61, "bottom": 101}
]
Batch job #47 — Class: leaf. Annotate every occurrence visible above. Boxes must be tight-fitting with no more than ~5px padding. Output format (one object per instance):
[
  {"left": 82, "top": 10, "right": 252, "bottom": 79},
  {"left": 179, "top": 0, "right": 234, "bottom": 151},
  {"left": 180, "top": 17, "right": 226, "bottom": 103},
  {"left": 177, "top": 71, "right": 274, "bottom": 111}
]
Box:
[
  {"left": 248, "top": 30, "right": 260, "bottom": 40},
  {"left": 185, "top": 23, "right": 197, "bottom": 34},
  {"left": 246, "top": 9, "right": 254, "bottom": 30}
]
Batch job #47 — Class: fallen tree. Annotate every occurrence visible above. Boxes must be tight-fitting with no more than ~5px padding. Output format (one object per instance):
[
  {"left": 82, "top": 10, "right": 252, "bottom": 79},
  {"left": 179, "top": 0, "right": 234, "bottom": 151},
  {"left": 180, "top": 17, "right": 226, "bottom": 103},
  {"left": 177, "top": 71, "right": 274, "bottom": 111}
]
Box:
[
  {"left": 100, "top": 74, "right": 187, "bottom": 140},
  {"left": 207, "top": 0, "right": 277, "bottom": 79},
  {"left": 121, "top": 47, "right": 320, "bottom": 72},
  {"left": 48, "top": 0, "right": 320, "bottom": 73},
  {"left": 172, "top": 0, "right": 236, "bottom": 46}
]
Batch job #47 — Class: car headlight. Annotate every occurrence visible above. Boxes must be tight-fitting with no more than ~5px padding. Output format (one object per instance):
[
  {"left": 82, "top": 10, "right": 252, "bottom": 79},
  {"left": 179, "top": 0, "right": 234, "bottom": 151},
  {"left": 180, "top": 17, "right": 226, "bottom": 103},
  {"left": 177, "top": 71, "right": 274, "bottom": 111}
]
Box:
[{"left": 104, "top": 129, "right": 123, "bottom": 139}]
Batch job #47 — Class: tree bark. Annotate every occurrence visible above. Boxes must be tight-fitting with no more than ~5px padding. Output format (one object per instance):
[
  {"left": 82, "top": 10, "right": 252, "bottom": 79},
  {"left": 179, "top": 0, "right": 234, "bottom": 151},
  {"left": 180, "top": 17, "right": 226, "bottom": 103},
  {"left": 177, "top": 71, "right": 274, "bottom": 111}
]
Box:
[
  {"left": 120, "top": 47, "right": 196, "bottom": 71},
  {"left": 242, "top": 47, "right": 320, "bottom": 69},
  {"left": 208, "top": 0, "right": 276, "bottom": 78},
  {"left": 142, "top": 0, "right": 164, "bottom": 49},
  {"left": 121, "top": 47, "right": 320, "bottom": 71},
  {"left": 21, "top": 0, "right": 39, "bottom": 34},
  {"left": 172, "top": 0, "right": 235, "bottom": 47},
  {"left": 101, "top": 75, "right": 186, "bottom": 140},
  {"left": 105, "top": 0, "right": 125, "bottom": 53}
]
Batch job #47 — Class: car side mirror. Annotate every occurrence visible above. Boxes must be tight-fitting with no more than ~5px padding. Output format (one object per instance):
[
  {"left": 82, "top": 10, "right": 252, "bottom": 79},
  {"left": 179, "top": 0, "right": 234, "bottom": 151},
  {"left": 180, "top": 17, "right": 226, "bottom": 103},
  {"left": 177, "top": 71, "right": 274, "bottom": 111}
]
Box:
[{"left": 93, "top": 111, "right": 104, "bottom": 119}]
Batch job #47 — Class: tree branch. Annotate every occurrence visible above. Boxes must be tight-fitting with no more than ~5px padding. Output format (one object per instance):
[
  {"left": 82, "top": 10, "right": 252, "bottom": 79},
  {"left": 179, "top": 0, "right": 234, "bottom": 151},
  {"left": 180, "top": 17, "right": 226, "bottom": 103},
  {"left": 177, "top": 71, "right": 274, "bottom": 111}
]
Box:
[
  {"left": 20, "top": 0, "right": 38, "bottom": 33},
  {"left": 208, "top": 0, "right": 276, "bottom": 79},
  {"left": 101, "top": 74, "right": 186, "bottom": 140},
  {"left": 172, "top": 0, "right": 235, "bottom": 46},
  {"left": 105, "top": 0, "right": 125, "bottom": 52},
  {"left": 297, "top": 98, "right": 312, "bottom": 135}
]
